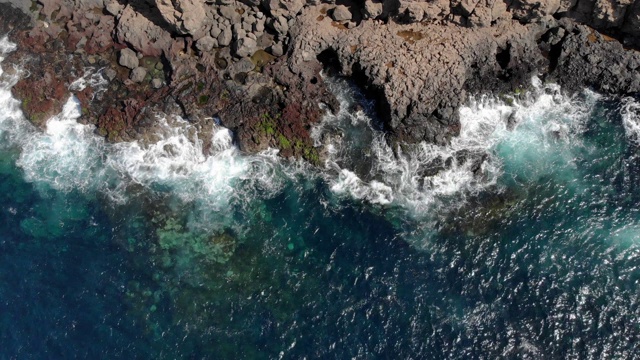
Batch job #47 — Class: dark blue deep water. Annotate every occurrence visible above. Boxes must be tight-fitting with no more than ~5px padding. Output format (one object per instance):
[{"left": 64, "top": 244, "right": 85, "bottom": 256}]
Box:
[{"left": 1, "top": 38, "right": 640, "bottom": 359}]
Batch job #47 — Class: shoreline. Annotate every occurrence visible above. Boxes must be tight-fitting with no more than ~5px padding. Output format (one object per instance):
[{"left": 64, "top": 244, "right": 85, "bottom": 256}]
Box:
[
  {"left": 0, "top": 0, "right": 638, "bottom": 162},
  {"left": 2, "top": 27, "right": 640, "bottom": 358}
]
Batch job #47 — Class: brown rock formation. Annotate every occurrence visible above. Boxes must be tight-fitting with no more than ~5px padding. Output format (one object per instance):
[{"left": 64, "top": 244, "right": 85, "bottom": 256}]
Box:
[
  {"left": 0, "top": 0, "right": 638, "bottom": 163},
  {"left": 289, "top": 7, "right": 549, "bottom": 143}
]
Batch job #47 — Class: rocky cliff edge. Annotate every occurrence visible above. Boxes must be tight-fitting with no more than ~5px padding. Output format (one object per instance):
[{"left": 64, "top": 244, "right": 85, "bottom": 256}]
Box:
[{"left": 0, "top": 0, "right": 638, "bottom": 156}]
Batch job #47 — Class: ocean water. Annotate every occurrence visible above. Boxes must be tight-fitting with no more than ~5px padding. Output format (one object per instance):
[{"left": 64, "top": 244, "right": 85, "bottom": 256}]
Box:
[{"left": 1, "top": 37, "right": 639, "bottom": 359}]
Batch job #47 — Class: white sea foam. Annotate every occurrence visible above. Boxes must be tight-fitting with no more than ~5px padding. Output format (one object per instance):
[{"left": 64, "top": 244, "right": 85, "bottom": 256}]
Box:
[
  {"left": 17, "top": 96, "right": 107, "bottom": 192},
  {"left": 0, "top": 35, "right": 608, "bottom": 225},
  {"left": 68, "top": 67, "right": 109, "bottom": 97},
  {"left": 0, "top": 36, "right": 16, "bottom": 60},
  {"left": 621, "top": 97, "right": 640, "bottom": 144},
  {"left": 314, "top": 76, "right": 600, "bottom": 215},
  {"left": 108, "top": 117, "right": 252, "bottom": 207},
  {"left": 0, "top": 37, "right": 281, "bottom": 223},
  {"left": 0, "top": 37, "right": 33, "bottom": 147}
]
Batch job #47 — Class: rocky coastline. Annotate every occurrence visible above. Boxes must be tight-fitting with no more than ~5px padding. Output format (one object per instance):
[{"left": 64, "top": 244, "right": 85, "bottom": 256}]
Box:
[{"left": 0, "top": 0, "right": 639, "bottom": 161}]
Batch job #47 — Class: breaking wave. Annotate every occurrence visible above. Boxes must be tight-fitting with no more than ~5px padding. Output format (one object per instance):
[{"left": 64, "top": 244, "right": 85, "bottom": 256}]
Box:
[
  {"left": 2, "top": 34, "right": 640, "bottom": 360},
  {"left": 0, "top": 36, "right": 289, "bottom": 227},
  {"left": 621, "top": 96, "right": 640, "bottom": 144},
  {"left": 0, "top": 36, "right": 623, "bottom": 227},
  {"left": 314, "top": 76, "right": 600, "bottom": 215}
]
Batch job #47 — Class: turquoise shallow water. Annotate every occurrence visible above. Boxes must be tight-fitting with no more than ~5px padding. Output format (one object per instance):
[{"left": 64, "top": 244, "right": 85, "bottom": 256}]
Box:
[{"left": 1, "top": 37, "right": 640, "bottom": 358}]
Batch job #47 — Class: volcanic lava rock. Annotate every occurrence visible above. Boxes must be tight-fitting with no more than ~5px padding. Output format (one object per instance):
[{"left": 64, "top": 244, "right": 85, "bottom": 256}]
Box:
[
  {"left": 196, "top": 36, "right": 218, "bottom": 52},
  {"left": 1, "top": 0, "right": 640, "bottom": 165},
  {"left": 155, "top": 0, "right": 207, "bottom": 35}
]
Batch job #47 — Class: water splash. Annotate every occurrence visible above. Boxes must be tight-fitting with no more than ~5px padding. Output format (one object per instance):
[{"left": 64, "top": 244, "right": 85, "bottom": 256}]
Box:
[
  {"left": 68, "top": 67, "right": 110, "bottom": 101},
  {"left": 313, "top": 76, "right": 601, "bottom": 218},
  {"left": 0, "top": 35, "right": 624, "bottom": 228},
  {"left": 621, "top": 96, "right": 640, "bottom": 144},
  {"left": 17, "top": 96, "right": 106, "bottom": 193},
  {"left": 0, "top": 37, "right": 283, "bottom": 230},
  {"left": 2, "top": 36, "right": 640, "bottom": 360}
]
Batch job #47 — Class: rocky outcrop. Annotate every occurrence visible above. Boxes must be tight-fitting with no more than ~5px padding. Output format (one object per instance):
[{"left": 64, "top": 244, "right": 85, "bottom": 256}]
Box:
[
  {"left": 0, "top": 0, "right": 335, "bottom": 163},
  {"left": 0, "top": 0, "right": 638, "bottom": 163},
  {"left": 365, "top": 0, "right": 640, "bottom": 47},
  {"left": 547, "top": 20, "right": 640, "bottom": 93},
  {"left": 289, "top": 6, "right": 551, "bottom": 143},
  {"left": 115, "top": 4, "right": 172, "bottom": 57},
  {"left": 155, "top": 0, "right": 207, "bottom": 36}
]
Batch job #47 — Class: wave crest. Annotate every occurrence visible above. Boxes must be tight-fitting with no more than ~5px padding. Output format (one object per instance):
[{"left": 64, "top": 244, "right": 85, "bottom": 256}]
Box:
[
  {"left": 621, "top": 97, "right": 640, "bottom": 144},
  {"left": 314, "top": 76, "right": 600, "bottom": 216}
]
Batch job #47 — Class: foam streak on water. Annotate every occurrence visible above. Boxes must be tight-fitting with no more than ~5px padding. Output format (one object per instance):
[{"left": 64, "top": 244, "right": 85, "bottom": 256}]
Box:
[{"left": 0, "top": 35, "right": 623, "bottom": 231}]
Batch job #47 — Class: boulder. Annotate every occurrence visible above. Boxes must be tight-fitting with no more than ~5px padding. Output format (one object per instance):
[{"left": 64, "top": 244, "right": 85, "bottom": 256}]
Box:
[
  {"left": 130, "top": 66, "right": 147, "bottom": 82},
  {"left": 232, "top": 23, "right": 244, "bottom": 37},
  {"left": 210, "top": 24, "right": 222, "bottom": 38},
  {"left": 219, "top": 5, "right": 241, "bottom": 23},
  {"left": 490, "top": 0, "right": 510, "bottom": 23},
  {"left": 116, "top": 5, "right": 172, "bottom": 57},
  {"left": 196, "top": 35, "right": 218, "bottom": 52},
  {"left": 118, "top": 48, "right": 139, "bottom": 69},
  {"left": 331, "top": 5, "right": 352, "bottom": 21},
  {"left": 218, "top": 27, "right": 233, "bottom": 46},
  {"left": 151, "top": 78, "right": 163, "bottom": 89},
  {"left": 155, "top": 0, "right": 207, "bottom": 35},
  {"left": 232, "top": 36, "right": 257, "bottom": 57},
  {"left": 104, "top": 0, "right": 123, "bottom": 16},
  {"left": 254, "top": 19, "right": 265, "bottom": 33},
  {"left": 268, "top": 15, "right": 289, "bottom": 35},
  {"left": 270, "top": 42, "right": 284, "bottom": 56},
  {"left": 265, "top": 0, "right": 304, "bottom": 18},
  {"left": 401, "top": 3, "right": 424, "bottom": 22},
  {"left": 364, "top": 0, "right": 384, "bottom": 19}
]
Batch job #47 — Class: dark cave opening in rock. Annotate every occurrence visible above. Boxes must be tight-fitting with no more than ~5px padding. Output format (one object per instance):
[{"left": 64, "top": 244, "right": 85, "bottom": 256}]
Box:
[
  {"left": 496, "top": 43, "right": 511, "bottom": 70},
  {"left": 317, "top": 47, "right": 391, "bottom": 133},
  {"left": 496, "top": 43, "right": 512, "bottom": 81},
  {"left": 317, "top": 48, "right": 343, "bottom": 75}
]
